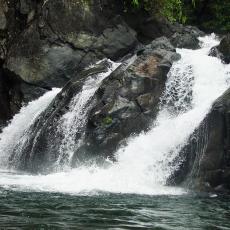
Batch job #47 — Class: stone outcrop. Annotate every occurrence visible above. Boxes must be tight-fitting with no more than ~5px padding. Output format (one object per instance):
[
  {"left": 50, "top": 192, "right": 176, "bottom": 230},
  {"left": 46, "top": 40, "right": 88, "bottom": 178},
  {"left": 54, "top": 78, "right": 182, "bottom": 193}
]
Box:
[
  {"left": 169, "top": 24, "right": 204, "bottom": 49},
  {"left": 4, "top": 1, "right": 138, "bottom": 88},
  {"left": 170, "top": 88, "right": 230, "bottom": 193},
  {"left": 83, "top": 37, "right": 180, "bottom": 160}
]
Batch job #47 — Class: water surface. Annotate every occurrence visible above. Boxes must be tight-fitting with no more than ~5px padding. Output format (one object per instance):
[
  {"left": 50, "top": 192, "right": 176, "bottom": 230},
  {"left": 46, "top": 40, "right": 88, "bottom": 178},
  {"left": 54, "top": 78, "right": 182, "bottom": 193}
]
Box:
[{"left": 0, "top": 188, "right": 229, "bottom": 229}]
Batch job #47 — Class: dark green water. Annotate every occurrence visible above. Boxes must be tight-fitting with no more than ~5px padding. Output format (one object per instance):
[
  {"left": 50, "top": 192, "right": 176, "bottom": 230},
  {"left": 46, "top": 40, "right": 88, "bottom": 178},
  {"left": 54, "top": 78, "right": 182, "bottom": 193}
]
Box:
[{"left": 0, "top": 189, "right": 230, "bottom": 229}]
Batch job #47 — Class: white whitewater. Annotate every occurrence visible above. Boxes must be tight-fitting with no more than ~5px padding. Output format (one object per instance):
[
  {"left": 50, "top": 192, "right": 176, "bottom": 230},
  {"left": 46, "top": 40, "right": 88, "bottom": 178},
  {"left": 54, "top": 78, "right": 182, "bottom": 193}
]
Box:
[
  {"left": 0, "top": 34, "right": 229, "bottom": 196},
  {"left": 56, "top": 61, "right": 120, "bottom": 168},
  {"left": 0, "top": 88, "right": 61, "bottom": 167}
]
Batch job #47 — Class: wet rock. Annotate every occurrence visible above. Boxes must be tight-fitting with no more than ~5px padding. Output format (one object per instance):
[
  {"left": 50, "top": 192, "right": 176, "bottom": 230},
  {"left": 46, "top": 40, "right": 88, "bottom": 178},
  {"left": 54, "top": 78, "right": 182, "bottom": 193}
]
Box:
[
  {"left": 83, "top": 38, "right": 180, "bottom": 158},
  {"left": 173, "top": 88, "right": 230, "bottom": 192},
  {"left": 136, "top": 93, "right": 157, "bottom": 112},
  {"left": 209, "top": 34, "right": 230, "bottom": 64},
  {"left": 170, "top": 32, "right": 200, "bottom": 49},
  {"left": 174, "top": 24, "right": 205, "bottom": 38}
]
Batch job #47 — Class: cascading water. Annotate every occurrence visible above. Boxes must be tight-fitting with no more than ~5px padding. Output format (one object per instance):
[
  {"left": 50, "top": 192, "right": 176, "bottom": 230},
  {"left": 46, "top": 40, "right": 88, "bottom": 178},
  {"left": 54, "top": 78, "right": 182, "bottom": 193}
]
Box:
[
  {"left": 56, "top": 61, "right": 121, "bottom": 169},
  {"left": 0, "top": 60, "right": 121, "bottom": 172},
  {"left": 0, "top": 34, "right": 229, "bottom": 196},
  {"left": 0, "top": 88, "right": 61, "bottom": 167}
]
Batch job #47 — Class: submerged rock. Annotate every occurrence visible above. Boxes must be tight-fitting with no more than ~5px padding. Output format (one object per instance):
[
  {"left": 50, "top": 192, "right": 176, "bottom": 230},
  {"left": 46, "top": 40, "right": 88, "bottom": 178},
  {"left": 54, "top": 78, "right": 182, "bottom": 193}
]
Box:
[
  {"left": 209, "top": 34, "right": 230, "bottom": 64},
  {"left": 9, "top": 37, "right": 180, "bottom": 173}
]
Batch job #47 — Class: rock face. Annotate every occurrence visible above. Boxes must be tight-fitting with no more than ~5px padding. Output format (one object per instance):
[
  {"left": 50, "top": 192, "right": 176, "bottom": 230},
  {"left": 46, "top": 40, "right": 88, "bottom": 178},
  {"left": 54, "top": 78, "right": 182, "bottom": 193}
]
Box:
[
  {"left": 4, "top": 1, "right": 138, "bottom": 88},
  {"left": 171, "top": 88, "right": 230, "bottom": 193},
  {"left": 0, "top": 0, "right": 139, "bottom": 128},
  {"left": 209, "top": 34, "right": 230, "bottom": 64},
  {"left": 9, "top": 37, "right": 180, "bottom": 173}
]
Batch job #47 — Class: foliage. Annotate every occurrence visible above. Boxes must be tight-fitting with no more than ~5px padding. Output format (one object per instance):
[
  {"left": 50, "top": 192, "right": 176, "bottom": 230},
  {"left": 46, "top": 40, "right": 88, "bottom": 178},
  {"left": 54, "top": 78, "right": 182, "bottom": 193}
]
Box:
[
  {"left": 184, "top": 0, "right": 230, "bottom": 32},
  {"left": 128, "top": 0, "right": 186, "bottom": 23},
  {"left": 128, "top": 0, "right": 230, "bottom": 32},
  {"left": 161, "top": 0, "right": 186, "bottom": 23}
]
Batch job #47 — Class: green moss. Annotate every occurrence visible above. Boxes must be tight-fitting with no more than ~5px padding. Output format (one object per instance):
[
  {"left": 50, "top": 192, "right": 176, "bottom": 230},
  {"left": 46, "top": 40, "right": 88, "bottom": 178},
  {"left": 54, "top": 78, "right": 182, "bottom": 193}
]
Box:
[{"left": 102, "top": 116, "right": 113, "bottom": 126}]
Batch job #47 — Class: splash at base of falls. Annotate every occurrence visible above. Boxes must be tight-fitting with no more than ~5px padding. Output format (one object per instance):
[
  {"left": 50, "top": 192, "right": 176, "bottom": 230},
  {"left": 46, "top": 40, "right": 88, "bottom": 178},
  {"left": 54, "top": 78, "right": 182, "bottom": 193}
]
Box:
[
  {"left": 0, "top": 34, "right": 229, "bottom": 196},
  {"left": 0, "top": 169, "right": 186, "bottom": 195}
]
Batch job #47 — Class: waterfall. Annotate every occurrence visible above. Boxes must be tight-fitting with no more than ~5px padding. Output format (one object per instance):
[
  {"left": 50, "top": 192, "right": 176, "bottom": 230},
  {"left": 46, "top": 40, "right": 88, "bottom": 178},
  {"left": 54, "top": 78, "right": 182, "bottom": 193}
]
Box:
[
  {"left": 0, "top": 60, "right": 120, "bottom": 171},
  {"left": 0, "top": 88, "right": 61, "bottom": 167},
  {"left": 0, "top": 34, "right": 229, "bottom": 195},
  {"left": 56, "top": 60, "right": 121, "bottom": 169}
]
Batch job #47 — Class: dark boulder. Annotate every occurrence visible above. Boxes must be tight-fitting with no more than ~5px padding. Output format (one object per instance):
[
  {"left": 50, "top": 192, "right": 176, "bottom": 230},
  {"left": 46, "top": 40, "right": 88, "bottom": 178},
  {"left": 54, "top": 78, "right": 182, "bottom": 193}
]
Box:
[
  {"left": 124, "top": 14, "right": 175, "bottom": 44},
  {"left": 9, "top": 37, "right": 180, "bottom": 173},
  {"left": 83, "top": 39, "right": 180, "bottom": 160},
  {"left": 169, "top": 24, "right": 204, "bottom": 49},
  {"left": 209, "top": 34, "right": 230, "bottom": 64},
  {"left": 170, "top": 32, "right": 200, "bottom": 49},
  {"left": 173, "top": 24, "right": 205, "bottom": 38},
  {"left": 171, "top": 88, "right": 230, "bottom": 193},
  {"left": 123, "top": 11, "right": 204, "bottom": 46}
]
